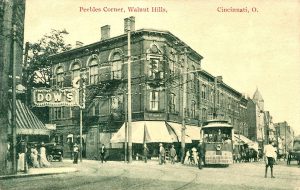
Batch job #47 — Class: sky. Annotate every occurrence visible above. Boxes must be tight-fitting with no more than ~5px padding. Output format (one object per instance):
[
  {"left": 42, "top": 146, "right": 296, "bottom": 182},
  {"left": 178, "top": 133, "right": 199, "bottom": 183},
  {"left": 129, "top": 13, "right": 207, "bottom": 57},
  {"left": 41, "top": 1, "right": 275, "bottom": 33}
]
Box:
[{"left": 24, "top": 0, "right": 300, "bottom": 135}]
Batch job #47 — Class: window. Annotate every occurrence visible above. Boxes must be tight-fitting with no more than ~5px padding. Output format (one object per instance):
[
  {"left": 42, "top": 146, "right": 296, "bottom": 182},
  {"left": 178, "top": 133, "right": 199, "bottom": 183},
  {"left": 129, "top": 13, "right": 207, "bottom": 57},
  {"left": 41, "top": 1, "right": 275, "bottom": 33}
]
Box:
[
  {"left": 191, "top": 101, "right": 196, "bottom": 118},
  {"left": 150, "top": 91, "right": 159, "bottom": 111},
  {"left": 72, "top": 63, "right": 80, "bottom": 80},
  {"left": 148, "top": 59, "right": 160, "bottom": 79},
  {"left": 53, "top": 107, "right": 63, "bottom": 119},
  {"left": 89, "top": 59, "right": 98, "bottom": 84},
  {"left": 202, "top": 108, "right": 207, "bottom": 121},
  {"left": 201, "top": 84, "right": 206, "bottom": 99},
  {"left": 111, "top": 96, "right": 119, "bottom": 110},
  {"left": 111, "top": 52, "right": 122, "bottom": 79},
  {"left": 95, "top": 102, "right": 100, "bottom": 116},
  {"left": 56, "top": 67, "right": 64, "bottom": 87},
  {"left": 169, "top": 93, "right": 176, "bottom": 113}
]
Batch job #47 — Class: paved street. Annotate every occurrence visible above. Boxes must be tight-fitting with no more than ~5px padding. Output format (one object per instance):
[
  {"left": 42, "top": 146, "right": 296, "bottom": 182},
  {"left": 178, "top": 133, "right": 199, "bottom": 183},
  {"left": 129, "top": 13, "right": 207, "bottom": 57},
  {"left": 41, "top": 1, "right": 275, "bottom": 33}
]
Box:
[{"left": 0, "top": 159, "right": 299, "bottom": 190}]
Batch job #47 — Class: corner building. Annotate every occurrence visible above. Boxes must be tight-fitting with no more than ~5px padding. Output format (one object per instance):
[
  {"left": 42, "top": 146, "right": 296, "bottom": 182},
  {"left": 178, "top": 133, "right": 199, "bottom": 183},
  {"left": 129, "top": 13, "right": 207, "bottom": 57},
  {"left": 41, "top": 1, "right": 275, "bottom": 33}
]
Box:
[{"left": 48, "top": 18, "right": 248, "bottom": 159}]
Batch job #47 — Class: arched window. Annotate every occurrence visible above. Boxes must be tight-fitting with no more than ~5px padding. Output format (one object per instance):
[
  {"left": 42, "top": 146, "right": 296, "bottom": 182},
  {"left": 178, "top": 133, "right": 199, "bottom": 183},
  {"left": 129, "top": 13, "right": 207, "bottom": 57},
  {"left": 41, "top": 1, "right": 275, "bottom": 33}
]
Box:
[
  {"left": 150, "top": 91, "right": 159, "bottom": 111},
  {"left": 56, "top": 67, "right": 64, "bottom": 87},
  {"left": 111, "top": 52, "right": 122, "bottom": 79},
  {"left": 201, "top": 84, "right": 206, "bottom": 99},
  {"left": 191, "top": 100, "right": 196, "bottom": 118},
  {"left": 89, "top": 59, "right": 98, "bottom": 84},
  {"left": 169, "top": 93, "right": 176, "bottom": 113},
  {"left": 202, "top": 108, "right": 207, "bottom": 121},
  {"left": 71, "top": 62, "right": 80, "bottom": 80}
]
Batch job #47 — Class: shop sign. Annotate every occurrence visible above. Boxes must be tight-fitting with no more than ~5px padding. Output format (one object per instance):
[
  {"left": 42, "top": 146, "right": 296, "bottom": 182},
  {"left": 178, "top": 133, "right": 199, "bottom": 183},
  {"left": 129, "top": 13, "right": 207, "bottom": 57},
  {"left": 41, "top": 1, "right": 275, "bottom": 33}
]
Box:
[{"left": 32, "top": 88, "right": 79, "bottom": 107}]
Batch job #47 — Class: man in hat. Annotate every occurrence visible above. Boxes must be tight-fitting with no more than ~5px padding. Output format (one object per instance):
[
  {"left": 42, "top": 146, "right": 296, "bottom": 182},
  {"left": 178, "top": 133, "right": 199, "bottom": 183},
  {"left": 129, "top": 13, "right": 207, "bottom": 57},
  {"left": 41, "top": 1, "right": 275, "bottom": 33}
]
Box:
[
  {"left": 100, "top": 144, "right": 107, "bottom": 163},
  {"left": 264, "top": 141, "right": 276, "bottom": 178},
  {"left": 197, "top": 140, "right": 205, "bottom": 169},
  {"left": 143, "top": 143, "right": 149, "bottom": 163},
  {"left": 170, "top": 144, "right": 177, "bottom": 164},
  {"left": 73, "top": 143, "right": 79, "bottom": 164},
  {"left": 159, "top": 143, "right": 166, "bottom": 165}
]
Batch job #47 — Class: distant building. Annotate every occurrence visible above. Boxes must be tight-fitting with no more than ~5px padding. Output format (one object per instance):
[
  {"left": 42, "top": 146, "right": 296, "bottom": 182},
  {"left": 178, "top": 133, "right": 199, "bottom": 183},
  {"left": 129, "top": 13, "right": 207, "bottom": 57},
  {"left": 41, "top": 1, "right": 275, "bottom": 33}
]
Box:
[
  {"left": 48, "top": 17, "right": 248, "bottom": 159},
  {"left": 247, "top": 88, "right": 265, "bottom": 148},
  {"left": 275, "top": 121, "right": 294, "bottom": 155}
]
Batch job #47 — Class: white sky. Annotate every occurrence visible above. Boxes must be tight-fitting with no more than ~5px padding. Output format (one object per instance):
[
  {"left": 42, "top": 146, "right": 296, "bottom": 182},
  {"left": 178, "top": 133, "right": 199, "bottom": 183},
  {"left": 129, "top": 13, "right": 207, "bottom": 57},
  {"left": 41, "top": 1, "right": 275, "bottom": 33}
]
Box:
[{"left": 24, "top": 0, "right": 300, "bottom": 135}]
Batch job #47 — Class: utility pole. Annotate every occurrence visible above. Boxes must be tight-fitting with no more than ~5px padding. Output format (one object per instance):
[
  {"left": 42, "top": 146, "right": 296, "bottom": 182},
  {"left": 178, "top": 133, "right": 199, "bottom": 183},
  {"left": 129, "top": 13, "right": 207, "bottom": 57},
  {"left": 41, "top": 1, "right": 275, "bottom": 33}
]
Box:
[
  {"left": 79, "top": 71, "right": 86, "bottom": 162},
  {"left": 123, "top": 89, "right": 128, "bottom": 162},
  {"left": 180, "top": 48, "right": 187, "bottom": 164},
  {"left": 126, "top": 18, "right": 133, "bottom": 163},
  {"left": 11, "top": 24, "right": 17, "bottom": 174}
]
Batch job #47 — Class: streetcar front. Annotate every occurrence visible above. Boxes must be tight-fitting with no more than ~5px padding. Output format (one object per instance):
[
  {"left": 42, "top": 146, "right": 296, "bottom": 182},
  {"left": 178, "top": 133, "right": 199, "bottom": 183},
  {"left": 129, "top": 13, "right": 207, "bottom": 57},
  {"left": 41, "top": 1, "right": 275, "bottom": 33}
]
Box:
[{"left": 202, "top": 120, "right": 234, "bottom": 166}]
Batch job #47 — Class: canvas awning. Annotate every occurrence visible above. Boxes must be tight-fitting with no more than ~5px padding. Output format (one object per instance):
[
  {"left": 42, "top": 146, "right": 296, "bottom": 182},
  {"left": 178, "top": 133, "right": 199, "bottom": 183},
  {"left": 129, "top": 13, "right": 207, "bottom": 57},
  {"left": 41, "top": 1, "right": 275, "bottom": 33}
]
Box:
[
  {"left": 9, "top": 100, "right": 51, "bottom": 135},
  {"left": 234, "top": 134, "right": 259, "bottom": 152},
  {"left": 166, "top": 122, "right": 192, "bottom": 143},
  {"left": 110, "top": 121, "right": 174, "bottom": 144}
]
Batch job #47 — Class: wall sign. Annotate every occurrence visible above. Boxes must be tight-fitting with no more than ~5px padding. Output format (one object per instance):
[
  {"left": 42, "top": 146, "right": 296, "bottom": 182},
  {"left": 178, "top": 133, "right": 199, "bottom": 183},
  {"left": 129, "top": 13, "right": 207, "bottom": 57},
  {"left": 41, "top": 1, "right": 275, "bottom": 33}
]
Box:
[{"left": 32, "top": 88, "right": 79, "bottom": 107}]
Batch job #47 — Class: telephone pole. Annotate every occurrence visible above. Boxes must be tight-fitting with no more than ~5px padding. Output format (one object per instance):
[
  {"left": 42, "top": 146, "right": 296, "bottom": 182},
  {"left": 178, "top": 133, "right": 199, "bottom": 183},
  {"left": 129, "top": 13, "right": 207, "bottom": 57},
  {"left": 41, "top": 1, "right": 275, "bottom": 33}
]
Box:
[
  {"left": 126, "top": 17, "right": 133, "bottom": 163},
  {"left": 11, "top": 24, "right": 17, "bottom": 174},
  {"left": 180, "top": 48, "right": 187, "bottom": 164}
]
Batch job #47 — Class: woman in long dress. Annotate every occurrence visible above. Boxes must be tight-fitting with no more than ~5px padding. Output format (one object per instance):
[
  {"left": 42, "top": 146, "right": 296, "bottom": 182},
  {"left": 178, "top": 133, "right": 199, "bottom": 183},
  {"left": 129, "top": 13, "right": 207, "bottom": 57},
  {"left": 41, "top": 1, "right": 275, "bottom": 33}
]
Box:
[
  {"left": 39, "top": 143, "right": 50, "bottom": 167},
  {"left": 31, "top": 145, "right": 39, "bottom": 168}
]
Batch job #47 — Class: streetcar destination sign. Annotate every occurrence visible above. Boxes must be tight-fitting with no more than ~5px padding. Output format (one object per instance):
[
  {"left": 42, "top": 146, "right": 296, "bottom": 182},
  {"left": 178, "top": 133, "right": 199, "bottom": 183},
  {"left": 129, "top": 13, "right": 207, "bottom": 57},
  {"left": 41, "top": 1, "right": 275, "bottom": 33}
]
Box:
[{"left": 32, "top": 88, "right": 80, "bottom": 107}]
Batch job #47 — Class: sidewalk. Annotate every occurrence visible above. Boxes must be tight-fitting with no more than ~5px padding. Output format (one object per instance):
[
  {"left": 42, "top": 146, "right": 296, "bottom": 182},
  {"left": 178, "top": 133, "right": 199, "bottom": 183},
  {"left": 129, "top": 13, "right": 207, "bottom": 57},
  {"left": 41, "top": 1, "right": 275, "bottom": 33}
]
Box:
[{"left": 0, "top": 160, "right": 78, "bottom": 180}]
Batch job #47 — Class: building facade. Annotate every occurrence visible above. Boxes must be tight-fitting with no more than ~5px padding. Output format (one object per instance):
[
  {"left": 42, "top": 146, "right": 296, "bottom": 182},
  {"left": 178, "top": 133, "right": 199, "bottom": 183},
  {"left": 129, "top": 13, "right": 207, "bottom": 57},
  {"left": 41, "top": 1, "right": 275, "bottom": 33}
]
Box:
[
  {"left": 247, "top": 89, "right": 266, "bottom": 148},
  {"left": 48, "top": 17, "right": 248, "bottom": 159},
  {"left": 0, "top": 0, "right": 25, "bottom": 175},
  {"left": 275, "top": 121, "right": 294, "bottom": 156}
]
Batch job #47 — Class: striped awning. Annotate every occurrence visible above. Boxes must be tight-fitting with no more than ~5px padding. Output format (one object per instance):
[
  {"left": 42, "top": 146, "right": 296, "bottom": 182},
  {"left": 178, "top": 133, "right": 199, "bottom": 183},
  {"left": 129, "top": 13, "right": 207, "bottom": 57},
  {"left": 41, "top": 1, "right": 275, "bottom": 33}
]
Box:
[{"left": 9, "top": 100, "right": 51, "bottom": 135}]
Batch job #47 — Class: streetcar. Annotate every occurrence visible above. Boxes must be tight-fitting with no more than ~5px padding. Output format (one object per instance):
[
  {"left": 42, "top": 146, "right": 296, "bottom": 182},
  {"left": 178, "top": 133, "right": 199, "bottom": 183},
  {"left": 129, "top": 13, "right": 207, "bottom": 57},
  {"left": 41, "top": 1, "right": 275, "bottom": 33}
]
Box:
[{"left": 202, "top": 120, "right": 234, "bottom": 166}]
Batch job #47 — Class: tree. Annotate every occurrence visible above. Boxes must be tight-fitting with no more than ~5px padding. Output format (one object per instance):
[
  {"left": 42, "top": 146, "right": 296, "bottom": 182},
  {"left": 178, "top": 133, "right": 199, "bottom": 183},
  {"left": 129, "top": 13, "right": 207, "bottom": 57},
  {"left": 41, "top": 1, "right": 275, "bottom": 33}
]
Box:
[{"left": 25, "top": 29, "right": 72, "bottom": 87}]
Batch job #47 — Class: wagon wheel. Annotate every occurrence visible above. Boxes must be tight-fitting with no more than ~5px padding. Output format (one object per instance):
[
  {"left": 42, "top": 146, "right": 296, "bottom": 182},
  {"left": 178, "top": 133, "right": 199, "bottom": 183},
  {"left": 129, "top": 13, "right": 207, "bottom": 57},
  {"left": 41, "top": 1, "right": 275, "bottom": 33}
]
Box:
[{"left": 47, "top": 155, "right": 53, "bottom": 162}]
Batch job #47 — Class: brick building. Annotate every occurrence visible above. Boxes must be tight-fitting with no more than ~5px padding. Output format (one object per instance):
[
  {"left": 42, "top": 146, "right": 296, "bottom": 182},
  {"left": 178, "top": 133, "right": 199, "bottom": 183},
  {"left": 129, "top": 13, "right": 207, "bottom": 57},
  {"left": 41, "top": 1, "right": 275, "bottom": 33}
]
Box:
[{"left": 48, "top": 17, "right": 248, "bottom": 159}]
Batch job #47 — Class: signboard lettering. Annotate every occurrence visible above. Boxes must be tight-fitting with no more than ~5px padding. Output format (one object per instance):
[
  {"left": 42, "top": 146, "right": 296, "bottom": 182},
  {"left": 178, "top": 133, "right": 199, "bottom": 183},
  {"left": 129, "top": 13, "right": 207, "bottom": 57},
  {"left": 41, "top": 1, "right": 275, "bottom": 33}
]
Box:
[{"left": 32, "top": 88, "right": 79, "bottom": 107}]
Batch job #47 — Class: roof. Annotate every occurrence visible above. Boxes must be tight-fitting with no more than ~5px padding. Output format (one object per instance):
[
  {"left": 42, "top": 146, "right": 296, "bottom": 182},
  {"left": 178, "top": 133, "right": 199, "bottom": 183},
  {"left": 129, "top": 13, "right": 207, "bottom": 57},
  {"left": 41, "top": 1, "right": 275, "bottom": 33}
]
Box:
[
  {"left": 49, "top": 28, "right": 203, "bottom": 62},
  {"left": 9, "top": 100, "right": 51, "bottom": 135},
  {"left": 202, "top": 120, "right": 232, "bottom": 129},
  {"left": 253, "top": 88, "right": 264, "bottom": 101}
]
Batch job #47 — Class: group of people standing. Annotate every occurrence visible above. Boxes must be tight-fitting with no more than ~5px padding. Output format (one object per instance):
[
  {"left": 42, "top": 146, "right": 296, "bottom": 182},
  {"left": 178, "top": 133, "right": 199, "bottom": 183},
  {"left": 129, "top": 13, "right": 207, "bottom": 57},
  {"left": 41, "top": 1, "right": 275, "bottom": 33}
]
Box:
[
  {"left": 16, "top": 142, "right": 51, "bottom": 171},
  {"left": 142, "top": 141, "right": 205, "bottom": 169}
]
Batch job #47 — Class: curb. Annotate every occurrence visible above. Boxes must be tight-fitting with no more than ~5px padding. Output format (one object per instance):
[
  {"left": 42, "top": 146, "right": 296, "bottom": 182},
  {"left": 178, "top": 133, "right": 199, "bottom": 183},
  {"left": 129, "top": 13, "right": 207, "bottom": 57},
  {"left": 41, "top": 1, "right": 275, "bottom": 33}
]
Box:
[{"left": 0, "top": 168, "right": 78, "bottom": 180}]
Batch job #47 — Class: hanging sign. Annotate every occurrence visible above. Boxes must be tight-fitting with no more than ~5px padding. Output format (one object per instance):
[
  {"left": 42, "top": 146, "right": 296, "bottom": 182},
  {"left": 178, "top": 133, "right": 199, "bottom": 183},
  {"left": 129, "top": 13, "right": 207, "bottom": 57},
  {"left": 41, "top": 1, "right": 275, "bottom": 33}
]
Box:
[{"left": 32, "top": 88, "right": 79, "bottom": 107}]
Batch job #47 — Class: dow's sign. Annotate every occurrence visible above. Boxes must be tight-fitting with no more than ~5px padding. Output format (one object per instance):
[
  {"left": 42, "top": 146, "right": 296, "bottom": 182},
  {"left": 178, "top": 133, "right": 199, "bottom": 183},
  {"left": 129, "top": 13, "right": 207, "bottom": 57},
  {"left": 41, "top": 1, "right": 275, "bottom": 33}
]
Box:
[{"left": 32, "top": 88, "right": 79, "bottom": 107}]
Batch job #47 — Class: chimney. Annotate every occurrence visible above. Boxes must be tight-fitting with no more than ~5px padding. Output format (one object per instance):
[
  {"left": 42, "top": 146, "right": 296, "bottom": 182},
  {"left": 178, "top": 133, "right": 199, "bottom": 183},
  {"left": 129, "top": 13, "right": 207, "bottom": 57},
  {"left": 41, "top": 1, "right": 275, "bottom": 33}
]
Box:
[
  {"left": 101, "top": 25, "right": 110, "bottom": 40},
  {"left": 75, "top": 41, "right": 84, "bottom": 48},
  {"left": 124, "top": 16, "right": 135, "bottom": 33}
]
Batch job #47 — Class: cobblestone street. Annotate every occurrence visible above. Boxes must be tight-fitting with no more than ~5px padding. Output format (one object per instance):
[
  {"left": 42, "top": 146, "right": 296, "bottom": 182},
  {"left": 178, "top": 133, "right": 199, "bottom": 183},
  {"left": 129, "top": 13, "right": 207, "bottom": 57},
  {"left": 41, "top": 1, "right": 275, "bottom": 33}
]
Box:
[{"left": 1, "top": 159, "right": 299, "bottom": 190}]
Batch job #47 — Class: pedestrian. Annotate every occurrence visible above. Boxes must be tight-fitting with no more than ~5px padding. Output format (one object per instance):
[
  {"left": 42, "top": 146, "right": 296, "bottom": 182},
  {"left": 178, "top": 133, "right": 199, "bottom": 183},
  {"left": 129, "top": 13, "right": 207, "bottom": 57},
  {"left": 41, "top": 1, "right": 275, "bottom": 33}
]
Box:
[
  {"left": 191, "top": 147, "right": 198, "bottom": 165},
  {"left": 197, "top": 140, "right": 205, "bottom": 169},
  {"left": 39, "top": 142, "right": 50, "bottom": 167},
  {"left": 169, "top": 145, "right": 177, "bottom": 164},
  {"left": 143, "top": 144, "right": 149, "bottom": 163},
  {"left": 31, "top": 145, "right": 39, "bottom": 168},
  {"left": 100, "top": 144, "right": 107, "bottom": 163},
  {"left": 73, "top": 143, "right": 79, "bottom": 164},
  {"left": 264, "top": 141, "right": 276, "bottom": 178},
  {"left": 184, "top": 149, "right": 191, "bottom": 165},
  {"left": 159, "top": 143, "right": 166, "bottom": 165}
]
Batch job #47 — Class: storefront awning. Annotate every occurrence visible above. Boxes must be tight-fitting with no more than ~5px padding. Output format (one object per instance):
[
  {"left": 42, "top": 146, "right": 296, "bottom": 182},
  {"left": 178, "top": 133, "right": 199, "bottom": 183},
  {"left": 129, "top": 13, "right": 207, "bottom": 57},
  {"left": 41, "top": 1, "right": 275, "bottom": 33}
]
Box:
[
  {"left": 234, "top": 134, "right": 259, "bottom": 152},
  {"left": 9, "top": 100, "right": 51, "bottom": 135},
  {"left": 166, "top": 122, "right": 192, "bottom": 143},
  {"left": 110, "top": 121, "right": 174, "bottom": 144}
]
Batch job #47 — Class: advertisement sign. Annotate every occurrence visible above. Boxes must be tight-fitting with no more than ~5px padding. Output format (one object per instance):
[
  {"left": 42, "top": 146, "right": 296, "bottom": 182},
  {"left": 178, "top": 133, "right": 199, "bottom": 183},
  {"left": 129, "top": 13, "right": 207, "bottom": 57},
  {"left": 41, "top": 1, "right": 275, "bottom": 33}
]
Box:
[{"left": 32, "top": 88, "right": 80, "bottom": 107}]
